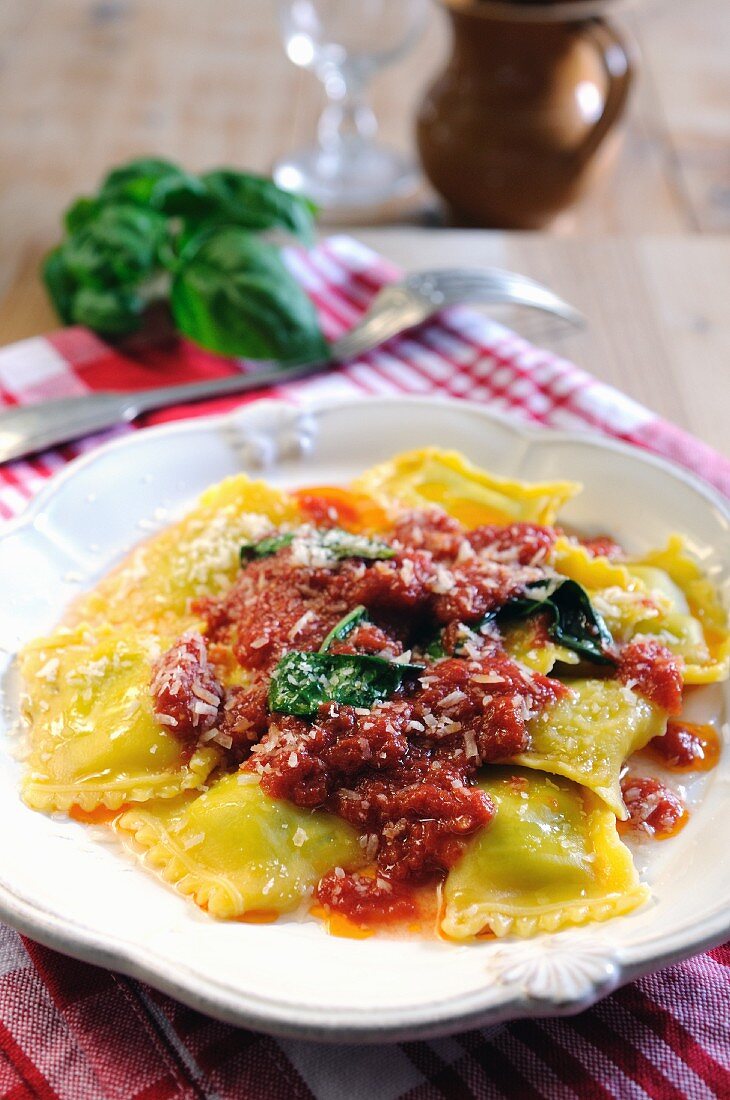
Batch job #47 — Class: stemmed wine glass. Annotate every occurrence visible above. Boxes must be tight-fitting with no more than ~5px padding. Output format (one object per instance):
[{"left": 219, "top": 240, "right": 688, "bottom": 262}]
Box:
[{"left": 274, "top": 0, "right": 428, "bottom": 212}]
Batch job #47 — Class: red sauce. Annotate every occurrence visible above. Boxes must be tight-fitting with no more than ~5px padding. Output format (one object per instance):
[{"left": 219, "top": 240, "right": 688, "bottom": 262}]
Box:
[
  {"left": 316, "top": 869, "right": 418, "bottom": 926},
  {"left": 646, "top": 720, "right": 721, "bottom": 772},
  {"left": 175, "top": 505, "right": 692, "bottom": 924},
  {"left": 150, "top": 632, "right": 223, "bottom": 745},
  {"left": 617, "top": 639, "right": 684, "bottom": 715},
  {"left": 468, "top": 522, "right": 557, "bottom": 565},
  {"left": 392, "top": 509, "right": 466, "bottom": 561},
  {"left": 619, "top": 774, "right": 688, "bottom": 839},
  {"left": 580, "top": 536, "right": 625, "bottom": 559}
]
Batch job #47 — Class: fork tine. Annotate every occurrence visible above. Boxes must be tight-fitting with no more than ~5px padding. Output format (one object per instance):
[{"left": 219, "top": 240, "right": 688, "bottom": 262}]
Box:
[{"left": 433, "top": 271, "right": 584, "bottom": 327}]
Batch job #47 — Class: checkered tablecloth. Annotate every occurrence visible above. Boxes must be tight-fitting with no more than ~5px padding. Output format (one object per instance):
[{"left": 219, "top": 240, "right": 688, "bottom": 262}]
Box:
[{"left": 0, "top": 236, "right": 728, "bottom": 1099}]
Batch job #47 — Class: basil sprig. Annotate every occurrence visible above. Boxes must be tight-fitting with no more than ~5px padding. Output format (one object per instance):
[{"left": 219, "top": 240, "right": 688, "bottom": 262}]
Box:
[
  {"left": 43, "top": 157, "right": 326, "bottom": 362},
  {"left": 269, "top": 650, "right": 423, "bottom": 718}
]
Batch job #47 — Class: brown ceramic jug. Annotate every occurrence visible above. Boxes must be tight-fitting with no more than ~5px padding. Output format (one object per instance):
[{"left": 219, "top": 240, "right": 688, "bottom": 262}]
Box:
[{"left": 416, "top": 0, "right": 635, "bottom": 228}]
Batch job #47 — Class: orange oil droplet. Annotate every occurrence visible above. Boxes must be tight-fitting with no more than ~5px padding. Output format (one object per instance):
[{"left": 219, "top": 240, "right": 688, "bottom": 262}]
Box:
[
  {"left": 657, "top": 807, "right": 690, "bottom": 840},
  {"left": 69, "top": 805, "right": 122, "bottom": 825},
  {"left": 309, "top": 903, "right": 373, "bottom": 939},
  {"left": 239, "top": 910, "right": 280, "bottom": 924},
  {"left": 292, "top": 487, "right": 389, "bottom": 534}
]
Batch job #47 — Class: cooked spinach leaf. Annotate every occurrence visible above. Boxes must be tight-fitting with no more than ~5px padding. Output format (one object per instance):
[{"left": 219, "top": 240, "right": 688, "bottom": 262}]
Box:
[
  {"left": 425, "top": 637, "right": 446, "bottom": 659},
  {"left": 239, "top": 528, "right": 395, "bottom": 567},
  {"left": 502, "top": 578, "right": 615, "bottom": 664},
  {"left": 423, "top": 577, "right": 615, "bottom": 664},
  {"left": 314, "top": 528, "right": 396, "bottom": 562},
  {"left": 239, "top": 532, "right": 295, "bottom": 563},
  {"left": 319, "top": 606, "right": 367, "bottom": 653},
  {"left": 269, "top": 651, "right": 423, "bottom": 717}
]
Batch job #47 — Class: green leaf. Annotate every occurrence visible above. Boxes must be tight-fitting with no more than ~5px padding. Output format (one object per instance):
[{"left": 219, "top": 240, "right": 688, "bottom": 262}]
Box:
[
  {"left": 70, "top": 285, "right": 144, "bottom": 335},
  {"left": 319, "top": 606, "right": 367, "bottom": 653},
  {"left": 200, "top": 170, "right": 317, "bottom": 244},
  {"left": 99, "top": 157, "right": 181, "bottom": 203},
  {"left": 42, "top": 247, "right": 79, "bottom": 324},
  {"left": 64, "top": 197, "right": 102, "bottom": 233},
  {"left": 314, "top": 529, "right": 395, "bottom": 561},
  {"left": 268, "top": 651, "right": 423, "bottom": 718},
  {"left": 425, "top": 637, "right": 446, "bottom": 660},
  {"left": 62, "top": 204, "right": 168, "bottom": 289},
  {"left": 152, "top": 175, "right": 216, "bottom": 218},
  {"left": 170, "top": 227, "right": 328, "bottom": 362},
  {"left": 240, "top": 527, "right": 395, "bottom": 565},
  {"left": 239, "top": 532, "right": 294, "bottom": 563},
  {"left": 501, "top": 578, "right": 615, "bottom": 664}
]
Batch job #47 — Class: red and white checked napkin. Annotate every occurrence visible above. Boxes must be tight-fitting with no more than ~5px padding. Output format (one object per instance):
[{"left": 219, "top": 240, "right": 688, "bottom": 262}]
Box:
[{"left": 0, "top": 236, "right": 728, "bottom": 1099}]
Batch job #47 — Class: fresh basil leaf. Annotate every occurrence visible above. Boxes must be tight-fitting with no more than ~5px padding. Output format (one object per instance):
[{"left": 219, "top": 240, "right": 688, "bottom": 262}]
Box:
[
  {"left": 98, "top": 157, "right": 176, "bottom": 203},
  {"left": 153, "top": 176, "right": 215, "bottom": 219},
  {"left": 170, "top": 227, "right": 328, "bottom": 362},
  {"left": 269, "top": 651, "right": 423, "bottom": 717},
  {"left": 171, "top": 227, "right": 325, "bottom": 360},
  {"left": 64, "top": 197, "right": 102, "bottom": 234},
  {"left": 43, "top": 247, "right": 78, "bottom": 324},
  {"left": 503, "top": 578, "right": 615, "bottom": 664},
  {"left": 319, "top": 606, "right": 367, "bottom": 653},
  {"left": 70, "top": 285, "right": 144, "bottom": 335},
  {"left": 62, "top": 204, "right": 168, "bottom": 289},
  {"left": 239, "top": 532, "right": 294, "bottom": 562},
  {"left": 200, "top": 170, "right": 317, "bottom": 244}
]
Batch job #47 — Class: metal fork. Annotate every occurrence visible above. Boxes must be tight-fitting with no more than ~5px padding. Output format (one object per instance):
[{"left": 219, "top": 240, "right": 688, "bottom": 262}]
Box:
[{"left": 0, "top": 267, "right": 583, "bottom": 463}]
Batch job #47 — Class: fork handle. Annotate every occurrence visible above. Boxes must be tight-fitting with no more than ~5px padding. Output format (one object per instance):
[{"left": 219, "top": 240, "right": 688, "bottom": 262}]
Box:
[{"left": 0, "top": 358, "right": 333, "bottom": 464}]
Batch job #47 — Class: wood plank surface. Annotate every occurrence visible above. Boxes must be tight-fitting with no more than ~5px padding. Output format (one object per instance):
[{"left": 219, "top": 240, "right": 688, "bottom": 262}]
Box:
[
  {"left": 0, "top": 2, "right": 727, "bottom": 456},
  {"left": 1, "top": 0, "right": 729, "bottom": 247},
  {"left": 356, "top": 230, "right": 730, "bottom": 456}
]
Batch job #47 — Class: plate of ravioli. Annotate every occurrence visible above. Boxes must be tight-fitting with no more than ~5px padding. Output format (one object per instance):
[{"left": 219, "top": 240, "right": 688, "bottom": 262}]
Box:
[{"left": 1, "top": 396, "right": 728, "bottom": 1040}]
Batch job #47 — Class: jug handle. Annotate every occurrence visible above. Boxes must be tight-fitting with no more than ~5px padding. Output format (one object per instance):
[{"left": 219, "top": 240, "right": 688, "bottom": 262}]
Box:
[{"left": 576, "top": 19, "right": 635, "bottom": 168}]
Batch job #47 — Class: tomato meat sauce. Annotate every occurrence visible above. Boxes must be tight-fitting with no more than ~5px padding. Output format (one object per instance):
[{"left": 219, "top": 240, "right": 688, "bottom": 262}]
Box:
[
  {"left": 619, "top": 774, "right": 688, "bottom": 839},
  {"left": 618, "top": 639, "right": 684, "bottom": 716},
  {"left": 149, "top": 504, "right": 697, "bottom": 929},
  {"left": 645, "top": 719, "right": 721, "bottom": 772}
]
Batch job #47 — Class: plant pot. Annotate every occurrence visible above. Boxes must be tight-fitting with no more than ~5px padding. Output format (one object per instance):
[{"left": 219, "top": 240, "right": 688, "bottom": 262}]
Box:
[{"left": 416, "top": 0, "right": 636, "bottom": 228}]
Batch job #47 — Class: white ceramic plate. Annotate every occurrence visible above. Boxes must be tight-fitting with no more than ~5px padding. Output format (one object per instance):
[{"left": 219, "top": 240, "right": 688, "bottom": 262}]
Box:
[{"left": 0, "top": 396, "right": 728, "bottom": 1042}]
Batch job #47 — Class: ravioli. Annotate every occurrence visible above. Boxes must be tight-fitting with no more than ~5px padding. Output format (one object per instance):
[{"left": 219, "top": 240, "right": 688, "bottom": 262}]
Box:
[
  {"left": 18, "top": 450, "right": 727, "bottom": 941},
  {"left": 549, "top": 536, "right": 639, "bottom": 592},
  {"left": 507, "top": 680, "right": 667, "bottom": 817},
  {"left": 21, "top": 624, "right": 219, "bottom": 813},
  {"left": 77, "top": 474, "right": 299, "bottom": 633},
  {"left": 353, "top": 448, "right": 579, "bottom": 527},
  {"left": 501, "top": 618, "right": 580, "bottom": 676},
  {"left": 118, "top": 774, "right": 366, "bottom": 919},
  {"left": 628, "top": 536, "right": 730, "bottom": 683},
  {"left": 441, "top": 769, "right": 648, "bottom": 939}
]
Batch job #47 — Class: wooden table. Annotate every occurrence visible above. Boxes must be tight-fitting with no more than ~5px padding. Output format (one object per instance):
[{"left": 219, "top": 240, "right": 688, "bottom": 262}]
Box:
[{"left": 0, "top": 1, "right": 728, "bottom": 456}]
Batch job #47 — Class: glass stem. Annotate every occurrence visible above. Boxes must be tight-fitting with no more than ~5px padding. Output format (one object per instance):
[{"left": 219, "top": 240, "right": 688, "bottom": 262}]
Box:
[{"left": 317, "top": 64, "right": 377, "bottom": 156}]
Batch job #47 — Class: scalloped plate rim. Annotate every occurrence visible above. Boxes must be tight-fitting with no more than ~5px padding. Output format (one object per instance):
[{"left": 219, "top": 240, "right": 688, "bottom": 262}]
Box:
[{"left": 0, "top": 393, "right": 728, "bottom": 1042}]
